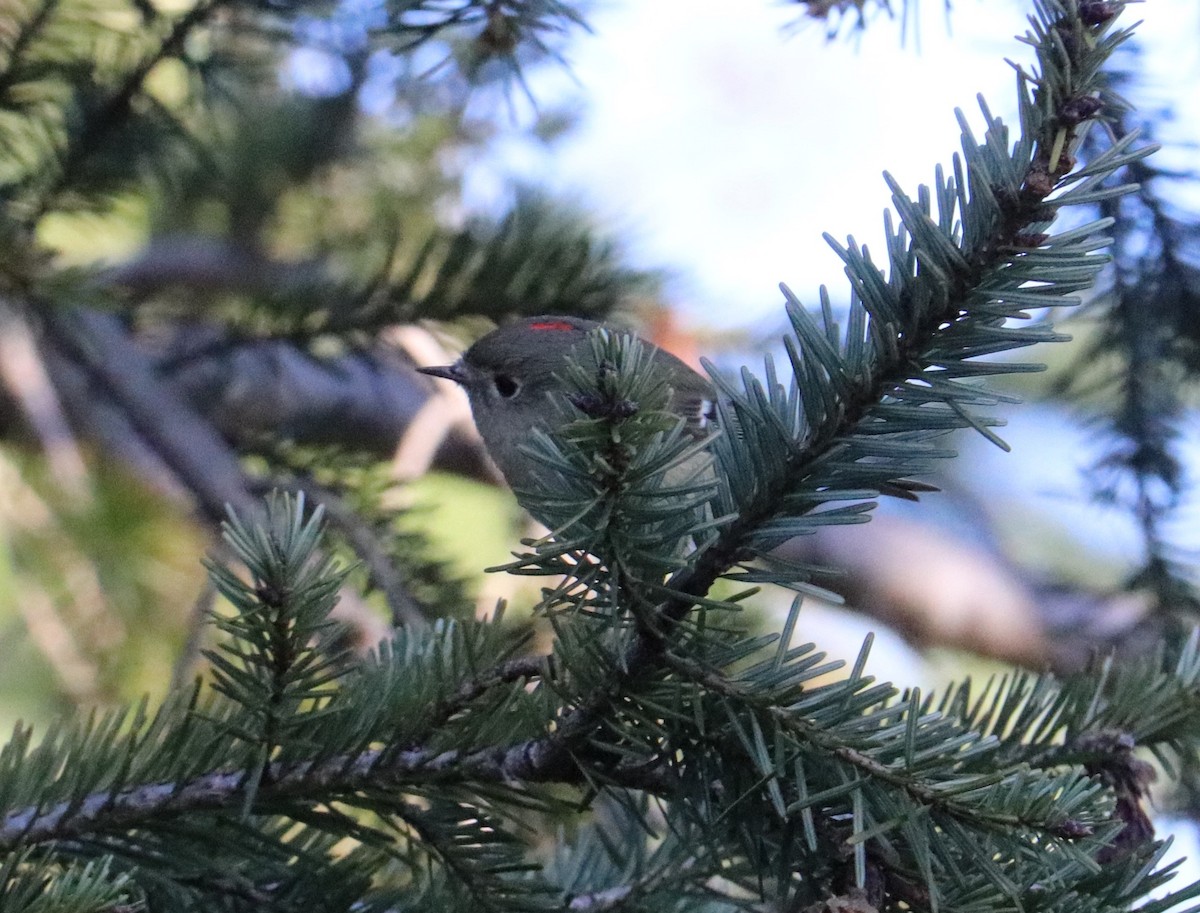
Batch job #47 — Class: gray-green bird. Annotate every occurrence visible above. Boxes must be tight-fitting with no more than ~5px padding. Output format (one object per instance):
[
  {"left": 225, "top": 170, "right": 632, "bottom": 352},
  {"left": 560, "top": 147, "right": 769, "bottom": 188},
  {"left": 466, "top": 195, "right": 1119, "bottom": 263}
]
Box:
[{"left": 418, "top": 315, "right": 717, "bottom": 499}]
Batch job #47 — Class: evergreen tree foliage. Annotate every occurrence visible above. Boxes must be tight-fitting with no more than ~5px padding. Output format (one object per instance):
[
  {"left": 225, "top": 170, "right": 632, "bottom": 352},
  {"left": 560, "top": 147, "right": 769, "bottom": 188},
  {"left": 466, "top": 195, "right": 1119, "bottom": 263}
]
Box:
[
  {"left": 1057, "top": 35, "right": 1200, "bottom": 626},
  {"left": 1049, "top": 8, "right": 1200, "bottom": 825},
  {"left": 0, "top": 0, "right": 650, "bottom": 663},
  {"left": 0, "top": 0, "right": 1197, "bottom": 911}
]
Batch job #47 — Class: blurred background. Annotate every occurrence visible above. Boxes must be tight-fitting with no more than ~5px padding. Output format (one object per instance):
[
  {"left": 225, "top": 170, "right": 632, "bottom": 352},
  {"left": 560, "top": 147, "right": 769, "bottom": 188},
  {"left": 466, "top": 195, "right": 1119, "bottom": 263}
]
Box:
[{"left": 3, "top": 0, "right": 1200, "bottom": 885}]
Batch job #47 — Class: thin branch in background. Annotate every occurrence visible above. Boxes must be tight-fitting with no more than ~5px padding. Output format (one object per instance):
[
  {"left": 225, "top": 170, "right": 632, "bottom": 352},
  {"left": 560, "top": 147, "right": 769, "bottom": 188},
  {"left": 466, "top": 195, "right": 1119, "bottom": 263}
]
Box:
[
  {"left": 0, "top": 457, "right": 100, "bottom": 702},
  {"left": 170, "top": 578, "right": 215, "bottom": 693},
  {"left": 0, "top": 453, "right": 126, "bottom": 703},
  {"left": 12, "top": 583, "right": 101, "bottom": 704},
  {"left": 786, "top": 0, "right": 935, "bottom": 40},
  {"left": 33, "top": 0, "right": 226, "bottom": 219},
  {"left": 1100, "top": 146, "right": 1184, "bottom": 611},
  {"left": 259, "top": 474, "right": 429, "bottom": 627},
  {"left": 41, "top": 308, "right": 260, "bottom": 523},
  {"left": 0, "top": 300, "right": 89, "bottom": 498},
  {"left": 388, "top": 325, "right": 487, "bottom": 482}
]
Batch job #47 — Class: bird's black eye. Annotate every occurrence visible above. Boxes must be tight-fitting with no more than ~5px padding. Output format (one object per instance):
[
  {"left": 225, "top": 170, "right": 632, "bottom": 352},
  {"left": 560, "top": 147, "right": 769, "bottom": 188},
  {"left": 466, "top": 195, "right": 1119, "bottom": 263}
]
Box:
[{"left": 493, "top": 374, "right": 520, "bottom": 398}]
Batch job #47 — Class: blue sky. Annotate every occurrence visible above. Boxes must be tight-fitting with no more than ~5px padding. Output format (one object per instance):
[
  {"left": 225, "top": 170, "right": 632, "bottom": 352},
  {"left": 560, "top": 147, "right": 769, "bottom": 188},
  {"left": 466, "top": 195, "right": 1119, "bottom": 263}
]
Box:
[
  {"left": 468, "top": 1, "right": 1200, "bottom": 333},
  {"left": 469, "top": 1, "right": 1039, "bottom": 327}
]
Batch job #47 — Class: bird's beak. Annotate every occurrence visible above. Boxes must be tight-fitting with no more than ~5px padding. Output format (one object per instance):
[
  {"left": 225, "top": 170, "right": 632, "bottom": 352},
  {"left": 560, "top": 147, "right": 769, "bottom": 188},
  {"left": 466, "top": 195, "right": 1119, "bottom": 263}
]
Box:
[{"left": 418, "top": 362, "right": 465, "bottom": 384}]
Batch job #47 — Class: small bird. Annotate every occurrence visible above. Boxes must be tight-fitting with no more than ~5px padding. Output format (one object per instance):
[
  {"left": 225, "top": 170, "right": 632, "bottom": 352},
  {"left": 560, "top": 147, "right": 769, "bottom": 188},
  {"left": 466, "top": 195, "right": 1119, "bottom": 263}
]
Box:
[
  {"left": 420, "top": 316, "right": 937, "bottom": 532},
  {"left": 418, "top": 315, "right": 716, "bottom": 498}
]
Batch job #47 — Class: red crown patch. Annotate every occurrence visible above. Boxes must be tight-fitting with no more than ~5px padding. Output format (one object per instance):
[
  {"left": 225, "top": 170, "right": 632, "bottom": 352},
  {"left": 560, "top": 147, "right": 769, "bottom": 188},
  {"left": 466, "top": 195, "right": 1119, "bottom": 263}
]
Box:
[{"left": 529, "top": 320, "right": 577, "bottom": 332}]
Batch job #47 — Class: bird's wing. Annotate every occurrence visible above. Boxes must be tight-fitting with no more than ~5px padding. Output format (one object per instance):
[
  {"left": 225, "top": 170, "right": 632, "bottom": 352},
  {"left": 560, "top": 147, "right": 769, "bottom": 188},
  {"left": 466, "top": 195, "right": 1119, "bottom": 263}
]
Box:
[
  {"left": 652, "top": 351, "right": 719, "bottom": 439},
  {"left": 672, "top": 387, "right": 718, "bottom": 436}
]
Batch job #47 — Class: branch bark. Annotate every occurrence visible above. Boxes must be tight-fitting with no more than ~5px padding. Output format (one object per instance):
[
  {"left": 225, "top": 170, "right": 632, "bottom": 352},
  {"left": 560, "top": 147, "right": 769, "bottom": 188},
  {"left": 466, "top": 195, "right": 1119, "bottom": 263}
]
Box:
[
  {"left": 41, "top": 308, "right": 259, "bottom": 523},
  {"left": 0, "top": 683, "right": 666, "bottom": 852}
]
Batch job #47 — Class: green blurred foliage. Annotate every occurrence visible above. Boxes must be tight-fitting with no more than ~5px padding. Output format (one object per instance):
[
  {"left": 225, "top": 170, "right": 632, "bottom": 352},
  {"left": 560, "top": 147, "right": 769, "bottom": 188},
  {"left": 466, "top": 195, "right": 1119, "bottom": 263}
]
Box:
[{"left": 0, "top": 450, "right": 208, "bottom": 725}]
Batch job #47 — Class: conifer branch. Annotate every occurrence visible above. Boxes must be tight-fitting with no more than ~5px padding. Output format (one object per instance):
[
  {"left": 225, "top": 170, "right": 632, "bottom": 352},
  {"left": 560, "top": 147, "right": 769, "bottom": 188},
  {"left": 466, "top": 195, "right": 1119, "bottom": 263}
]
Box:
[
  {"left": 0, "top": 0, "right": 60, "bottom": 96},
  {"left": 478, "top": 12, "right": 1159, "bottom": 897},
  {"left": 0, "top": 495, "right": 1195, "bottom": 907},
  {"left": 642, "top": 0, "right": 1145, "bottom": 648},
  {"left": 437, "top": 656, "right": 549, "bottom": 726},
  {"left": 263, "top": 474, "right": 430, "bottom": 627},
  {"left": 0, "top": 725, "right": 656, "bottom": 851},
  {"left": 662, "top": 652, "right": 1094, "bottom": 840},
  {"left": 34, "top": 0, "right": 226, "bottom": 216},
  {"left": 508, "top": 1, "right": 1148, "bottom": 686}
]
